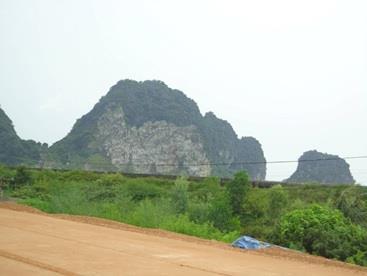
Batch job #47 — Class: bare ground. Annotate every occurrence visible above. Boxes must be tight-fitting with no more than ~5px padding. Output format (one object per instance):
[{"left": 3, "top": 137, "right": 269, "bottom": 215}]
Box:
[{"left": 0, "top": 202, "right": 366, "bottom": 276}]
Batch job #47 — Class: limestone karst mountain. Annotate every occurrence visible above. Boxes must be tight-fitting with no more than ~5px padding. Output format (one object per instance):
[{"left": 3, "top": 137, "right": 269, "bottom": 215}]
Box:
[
  {"left": 285, "top": 150, "right": 355, "bottom": 184},
  {"left": 47, "top": 80, "right": 266, "bottom": 179}
]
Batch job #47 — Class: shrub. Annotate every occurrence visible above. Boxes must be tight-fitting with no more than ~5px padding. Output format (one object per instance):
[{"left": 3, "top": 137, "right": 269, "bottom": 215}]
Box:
[
  {"left": 191, "top": 177, "right": 221, "bottom": 202},
  {"left": 208, "top": 191, "right": 239, "bottom": 232},
  {"left": 227, "top": 171, "right": 250, "bottom": 215},
  {"left": 170, "top": 177, "right": 189, "bottom": 214},
  {"left": 127, "top": 199, "right": 172, "bottom": 228},
  {"left": 160, "top": 214, "right": 240, "bottom": 243},
  {"left": 11, "top": 183, "right": 50, "bottom": 201},
  {"left": 96, "top": 173, "right": 125, "bottom": 186},
  {"left": 13, "top": 167, "right": 32, "bottom": 188},
  {"left": 0, "top": 165, "right": 14, "bottom": 178},
  {"left": 126, "top": 179, "right": 164, "bottom": 201},
  {"left": 85, "top": 175, "right": 125, "bottom": 202},
  {"left": 188, "top": 201, "right": 211, "bottom": 224},
  {"left": 347, "top": 251, "right": 367, "bottom": 267},
  {"left": 268, "top": 185, "right": 289, "bottom": 219},
  {"left": 242, "top": 188, "right": 268, "bottom": 220},
  {"left": 59, "top": 170, "right": 101, "bottom": 182},
  {"left": 274, "top": 204, "right": 367, "bottom": 263},
  {"left": 334, "top": 186, "right": 367, "bottom": 228}
]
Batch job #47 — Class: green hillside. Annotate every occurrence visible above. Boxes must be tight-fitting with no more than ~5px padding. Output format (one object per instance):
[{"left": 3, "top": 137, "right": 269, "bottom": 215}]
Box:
[{"left": 0, "top": 107, "right": 46, "bottom": 166}]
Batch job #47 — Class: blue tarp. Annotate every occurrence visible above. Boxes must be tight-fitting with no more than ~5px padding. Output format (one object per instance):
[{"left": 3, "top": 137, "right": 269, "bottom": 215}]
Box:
[{"left": 232, "top": 236, "right": 271, "bottom": 249}]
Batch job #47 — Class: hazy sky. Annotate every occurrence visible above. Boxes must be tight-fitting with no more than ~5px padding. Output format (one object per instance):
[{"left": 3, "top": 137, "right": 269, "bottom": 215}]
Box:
[{"left": 0, "top": 0, "right": 366, "bottom": 184}]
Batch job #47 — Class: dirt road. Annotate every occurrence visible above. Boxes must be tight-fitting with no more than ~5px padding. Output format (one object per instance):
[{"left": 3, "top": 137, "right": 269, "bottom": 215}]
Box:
[{"left": 0, "top": 203, "right": 366, "bottom": 276}]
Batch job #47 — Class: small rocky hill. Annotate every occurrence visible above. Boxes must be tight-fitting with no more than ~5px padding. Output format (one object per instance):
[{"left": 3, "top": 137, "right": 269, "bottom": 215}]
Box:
[
  {"left": 47, "top": 80, "right": 266, "bottom": 179},
  {"left": 285, "top": 150, "right": 355, "bottom": 184},
  {"left": 0, "top": 107, "right": 46, "bottom": 166}
]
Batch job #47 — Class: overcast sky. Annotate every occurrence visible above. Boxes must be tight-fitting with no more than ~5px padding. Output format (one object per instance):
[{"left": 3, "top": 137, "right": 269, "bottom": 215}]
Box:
[{"left": 0, "top": 0, "right": 366, "bottom": 184}]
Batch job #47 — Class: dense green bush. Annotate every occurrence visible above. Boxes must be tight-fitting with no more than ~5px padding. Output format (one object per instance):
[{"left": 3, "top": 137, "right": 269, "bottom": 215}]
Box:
[
  {"left": 59, "top": 170, "right": 101, "bottom": 182},
  {"left": 0, "top": 165, "right": 15, "bottom": 178},
  {"left": 227, "top": 171, "right": 250, "bottom": 215},
  {"left": 208, "top": 191, "right": 240, "bottom": 232},
  {"left": 190, "top": 177, "right": 221, "bottom": 202},
  {"left": 12, "top": 182, "right": 50, "bottom": 201},
  {"left": 242, "top": 188, "right": 268, "bottom": 220},
  {"left": 274, "top": 204, "right": 367, "bottom": 265},
  {"left": 347, "top": 250, "right": 367, "bottom": 266},
  {"left": 126, "top": 179, "right": 165, "bottom": 202},
  {"left": 170, "top": 177, "right": 189, "bottom": 214},
  {"left": 267, "top": 185, "right": 289, "bottom": 219},
  {"left": 241, "top": 185, "right": 289, "bottom": 240},
  {"left": 334, "top": 186, "right": 367, "bottom": 228},
  {"left": 188, "top": 201, "right": 211, "bottom": 224},
  {"left": 13, "top": 167, "right": 32, "bottom": 187}
]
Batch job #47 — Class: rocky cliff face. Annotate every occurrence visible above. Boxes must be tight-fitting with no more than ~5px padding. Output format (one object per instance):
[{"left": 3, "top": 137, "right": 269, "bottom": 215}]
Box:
[
  {"left": 48, "top": 80, "right": 266, "bottom": 179},
  {"left": 285, "top": 150, "right": 355, "bottom": 184},
  {"left": 96, "top": 104, "right": 210, "bottom": 176},
  {"left": 0, "top": 107, "right": 46, "bottom": 166},
  {"left": 233, "top": 137, "right": 266, "bottom": 180}
]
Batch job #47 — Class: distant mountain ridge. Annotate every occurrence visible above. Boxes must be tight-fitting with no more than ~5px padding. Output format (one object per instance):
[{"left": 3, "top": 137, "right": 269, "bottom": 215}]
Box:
[
  {"left": 0, "top": 84, "right": 358, "bottom": 183},
  {"left": 46, "top": 80, "right": 267, "bottom": 179}
]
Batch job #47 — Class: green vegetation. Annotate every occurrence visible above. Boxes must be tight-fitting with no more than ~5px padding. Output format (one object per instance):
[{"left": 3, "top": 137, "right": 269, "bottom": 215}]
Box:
[
  {"left": 274, "top": 205, "right": 367, "bottom": 265},
  {"left": 2, "top": 165, "right": 367, "bottom": 266},
  {"left": 0, "top": 108, "right": 46, "bottom": 166},
  {"left": 227, "top": 171, "right": 250, "bottom": 215}
]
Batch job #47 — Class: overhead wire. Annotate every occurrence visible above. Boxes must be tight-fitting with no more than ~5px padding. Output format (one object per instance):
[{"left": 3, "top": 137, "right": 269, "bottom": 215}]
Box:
[{"left": 70, "top": 155, "right": 367, "bottom": 167}]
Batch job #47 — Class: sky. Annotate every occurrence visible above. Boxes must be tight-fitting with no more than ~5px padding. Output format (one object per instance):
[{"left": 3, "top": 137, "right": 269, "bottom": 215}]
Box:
[{"left": 0, "top": 0, "right": 366, "bottom": 184}]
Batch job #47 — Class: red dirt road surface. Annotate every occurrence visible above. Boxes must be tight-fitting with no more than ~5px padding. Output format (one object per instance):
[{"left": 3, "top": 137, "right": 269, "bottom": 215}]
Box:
[{"left": 0, "top": 203, "right": 366, "bottom": 276}]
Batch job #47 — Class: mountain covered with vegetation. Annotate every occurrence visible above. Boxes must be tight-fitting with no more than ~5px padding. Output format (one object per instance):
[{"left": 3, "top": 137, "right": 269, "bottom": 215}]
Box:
[
  {"left": 0, "top": 107, "right": 46, "bottom": 166},
  {"left": 47, "top": 80, "right": 266, "bottom": 179},
  {"left": 285, "top": 150, "right": 355, "bottom": 184}
]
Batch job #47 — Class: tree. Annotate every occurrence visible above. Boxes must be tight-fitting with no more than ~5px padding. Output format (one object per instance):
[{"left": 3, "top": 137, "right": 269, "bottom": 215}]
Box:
[
  {"left": 267, "top": 185, "right": 289, "bottom": 219},
  {"left": 170, "top": 177, "right": 189, "bottom": 214},
  {"left": 227, "top": 171, "right": 250, "bottom": 215},
  {"left": 334, "top": 186, "right": 367, "bottom": 228},
  {"left": 208, "top": 191, "right": 239, "bottom": 232},
  {"left": 13, "top": 166, "right": 31, "bottom": 188}
]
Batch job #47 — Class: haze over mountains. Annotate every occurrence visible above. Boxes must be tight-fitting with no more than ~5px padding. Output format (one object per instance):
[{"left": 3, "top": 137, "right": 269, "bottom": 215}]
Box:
[{"left": 0, "top": 80, "right": 356, "bottom": 183}]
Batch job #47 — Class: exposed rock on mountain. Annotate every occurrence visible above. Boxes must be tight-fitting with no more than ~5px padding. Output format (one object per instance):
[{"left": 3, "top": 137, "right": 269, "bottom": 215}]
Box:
[
  {"left": 47, "top": 80, "right": 266, "bottom": 179},
  {"left": 285, "top": 150, "right": 355, "bottom": 184},
  {"left": 0, "top": 107, "right": 46, "bottom": 166}
]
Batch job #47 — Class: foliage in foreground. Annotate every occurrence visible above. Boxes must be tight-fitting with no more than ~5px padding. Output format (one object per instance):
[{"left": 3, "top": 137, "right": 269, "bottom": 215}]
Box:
[
  {"left": 274, "top": 205, "right": 367, "bottom": 265},
  {"left": 2, "top": 165, "right": 367, "bottom": 266}
]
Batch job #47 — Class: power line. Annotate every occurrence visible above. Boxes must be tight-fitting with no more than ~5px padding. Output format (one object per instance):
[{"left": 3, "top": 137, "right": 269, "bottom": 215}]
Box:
[
  {"left": 154, "top": 155, "right": 367, "bottom": 167},
  {"left": 70, "top": 155, "right": 367, "bottom": 167},
  {"left": 259, "top": 155, "right": 367, "bottom": 165}
]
